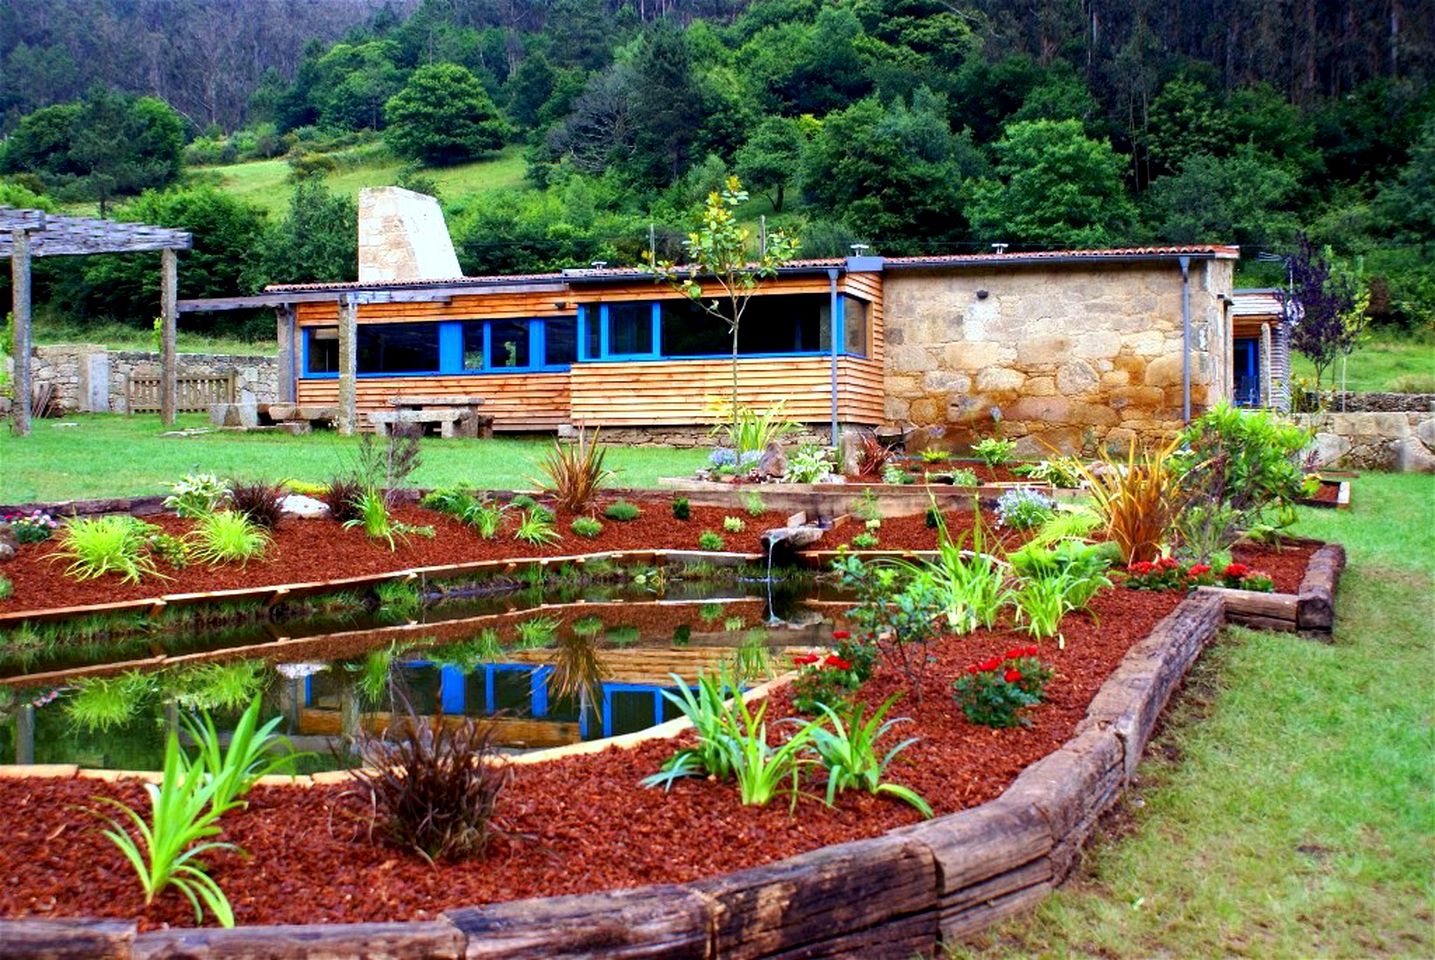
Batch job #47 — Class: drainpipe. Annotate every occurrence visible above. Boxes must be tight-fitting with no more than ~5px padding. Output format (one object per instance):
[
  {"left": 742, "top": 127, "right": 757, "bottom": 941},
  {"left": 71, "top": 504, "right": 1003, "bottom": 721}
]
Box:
[
  {"left": 1179, "top": 255, "right": 1191, "bottom": 423},
  {"left": 828, "top": 268, "right": 840, "bottom": 448}
]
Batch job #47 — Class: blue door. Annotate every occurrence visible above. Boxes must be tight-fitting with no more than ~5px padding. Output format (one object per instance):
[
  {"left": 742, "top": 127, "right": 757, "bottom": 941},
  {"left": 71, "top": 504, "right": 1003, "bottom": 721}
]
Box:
[{"left": 1233, "top": 338, "right": 1259, "bottom": 406}]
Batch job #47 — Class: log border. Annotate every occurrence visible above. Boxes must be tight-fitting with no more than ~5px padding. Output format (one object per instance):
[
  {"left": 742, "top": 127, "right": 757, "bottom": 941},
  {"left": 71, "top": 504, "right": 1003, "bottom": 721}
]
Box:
[{"left": 0, "top": 556, "right": 1344, "bottom": 959}]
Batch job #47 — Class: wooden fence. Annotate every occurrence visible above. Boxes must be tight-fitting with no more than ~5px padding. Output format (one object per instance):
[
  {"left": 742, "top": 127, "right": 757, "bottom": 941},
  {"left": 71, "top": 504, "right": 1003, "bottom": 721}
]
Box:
[{"left": 127, "top": 373, "right": 235, "bottom": 414}]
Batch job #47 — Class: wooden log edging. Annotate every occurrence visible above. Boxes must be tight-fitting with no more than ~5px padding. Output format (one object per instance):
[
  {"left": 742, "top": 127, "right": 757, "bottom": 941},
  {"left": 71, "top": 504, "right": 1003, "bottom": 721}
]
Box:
[
  {"left": 1208, "top": 542, "right": 1346, "bottom": 634},
  {"left": 0, "top": 580, "right": 1292, "bottom": 959}
]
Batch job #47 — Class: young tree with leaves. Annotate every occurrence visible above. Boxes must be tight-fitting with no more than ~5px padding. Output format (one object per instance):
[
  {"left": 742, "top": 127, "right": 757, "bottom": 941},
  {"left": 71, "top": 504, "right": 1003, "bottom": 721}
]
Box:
[
  {"left": 646, "top": 176, "right": 800, "bottom": 446},
  {"left": 1281, "top": 236, "right": 1368, "bottom": 396}
]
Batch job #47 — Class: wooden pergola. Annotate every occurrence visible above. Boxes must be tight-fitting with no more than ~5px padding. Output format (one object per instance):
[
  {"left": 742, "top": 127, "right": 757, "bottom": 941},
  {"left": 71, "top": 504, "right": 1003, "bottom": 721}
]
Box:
[{"left": 1, "top": 206, "right": 192, "bottom": 435}]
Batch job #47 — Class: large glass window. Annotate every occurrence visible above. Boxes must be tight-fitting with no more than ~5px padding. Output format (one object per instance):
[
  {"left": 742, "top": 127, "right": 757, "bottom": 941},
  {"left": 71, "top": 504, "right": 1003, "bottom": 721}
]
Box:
[
  {"left": 306, "top": 327, "right": 339, "bottom": 373},
  {"left": 358, "top": 323, "right": 440, "bottom": 374},
  {"left": 843, "top": 296, "right": 869, "bottom": 357},
  {"left": 545, "top": 317, "right": 578, "bottom": 366},
  {"left": 658, "top": 294, "right": 830, "bottom": 356},
  {"left": 488, "top": 319, "right": 531, "bottom": 369},
  {"left": 607, "top": 302, "right": 653, "bottom": 356},
  {"left": 461, "top": 321, "right": 486, "bottom": 371}
]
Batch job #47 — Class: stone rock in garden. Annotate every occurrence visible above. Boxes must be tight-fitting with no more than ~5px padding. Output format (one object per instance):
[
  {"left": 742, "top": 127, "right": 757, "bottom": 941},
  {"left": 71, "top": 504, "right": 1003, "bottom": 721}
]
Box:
[
  {"left": 838, "top": 428, "right": 872, "bottom": 475},
  {"left": 280, "top": 494, "right": 331, "bottom": 519},
  {"left": 1305, "top": 432, "right": 1352, "bottom": 468},
  {"left": 279, "top": 421, "right": 313, "bottom": 436},
  {"left": 209, "top": 402, "right": 259, "bottom": 428},
  {"left": 760, "top": 524, "right": 824, "bottom": 565},
  {"left": 758, "top": 441, "right": 787, "bottom": 479},
  {"left": 0, "top": 523, "right": 15, "bottom": 562},
  {"left": 1394, "top": 437, "right": 1435, "bottom": 474}
]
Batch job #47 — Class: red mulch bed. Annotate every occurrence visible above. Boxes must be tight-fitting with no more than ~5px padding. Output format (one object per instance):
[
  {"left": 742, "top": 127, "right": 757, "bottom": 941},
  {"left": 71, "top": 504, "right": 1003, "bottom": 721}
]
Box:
[
  {"left": 0, "top": 498, "right": 794, "bottom": 612},
  {"left": 1230, "top": 540, "right": 1318, "bottom": 594},
  {"left": 0, "top": 587, "right": 1186, "bottom": 930},
  {"left": 1304, "top": 481, "right": 1341, "bottom": 504}
]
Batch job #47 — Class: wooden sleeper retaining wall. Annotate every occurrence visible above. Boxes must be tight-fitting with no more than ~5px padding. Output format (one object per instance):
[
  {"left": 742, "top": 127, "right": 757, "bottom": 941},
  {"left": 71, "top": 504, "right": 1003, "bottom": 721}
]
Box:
[{"left": 0, "top": 586, "right": 1272, "bottom": 959}]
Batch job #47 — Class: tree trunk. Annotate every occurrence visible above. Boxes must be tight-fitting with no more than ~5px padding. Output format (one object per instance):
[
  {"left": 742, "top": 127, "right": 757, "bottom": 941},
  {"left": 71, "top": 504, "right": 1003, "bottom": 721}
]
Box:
[{"left": 731, "top": 320, "right": 740, "bottom": 452}]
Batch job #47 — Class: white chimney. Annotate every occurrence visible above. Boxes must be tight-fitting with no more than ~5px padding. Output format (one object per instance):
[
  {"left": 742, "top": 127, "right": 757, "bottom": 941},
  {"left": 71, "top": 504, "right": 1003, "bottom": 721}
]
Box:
[{"left": 357, "top": 186, "right": 461, "bottom": 282}]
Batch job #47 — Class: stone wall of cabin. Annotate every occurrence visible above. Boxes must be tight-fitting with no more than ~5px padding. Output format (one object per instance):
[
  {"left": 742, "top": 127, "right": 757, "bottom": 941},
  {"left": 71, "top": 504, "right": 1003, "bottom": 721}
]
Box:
[{"left": 881, "top": 259, "right": 1234, "bottom": 454}]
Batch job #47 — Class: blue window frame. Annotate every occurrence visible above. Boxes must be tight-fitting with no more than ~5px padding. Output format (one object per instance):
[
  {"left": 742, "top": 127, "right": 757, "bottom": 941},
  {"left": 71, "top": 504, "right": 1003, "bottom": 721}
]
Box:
[{"left": 302, "top": 317, "right": 577, "bottom": 378}]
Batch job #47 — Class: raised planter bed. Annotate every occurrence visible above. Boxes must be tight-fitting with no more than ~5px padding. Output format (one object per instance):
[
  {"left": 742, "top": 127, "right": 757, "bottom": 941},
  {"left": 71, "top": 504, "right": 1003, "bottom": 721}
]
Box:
[{"left": 1295, "top": 478, "right": 1352, "bottom": 510}]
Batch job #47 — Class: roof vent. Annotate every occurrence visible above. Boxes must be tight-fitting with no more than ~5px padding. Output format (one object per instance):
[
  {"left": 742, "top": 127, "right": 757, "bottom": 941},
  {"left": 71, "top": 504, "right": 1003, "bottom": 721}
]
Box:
[
  {"left": 850, "top": 243, "right": 870, "bottom": 256},
  {"left": 590, "top": 260, "right": 608, "bottom": 270},
  {"left": 991, "top": 243, "right": 1008, "bottom": 255}
]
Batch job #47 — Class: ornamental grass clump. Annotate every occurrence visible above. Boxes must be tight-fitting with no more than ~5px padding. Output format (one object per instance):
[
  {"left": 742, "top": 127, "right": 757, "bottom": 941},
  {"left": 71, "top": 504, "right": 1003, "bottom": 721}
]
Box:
[
  {"left": 323, "top": 474, "right": 366, "bottom": 524},
  {"left": 514, "top": 508, "right": 561, "bottom": 546},
  {"left": 54, "top": 516, "right": 164, "bottom": 584},
  {"left": 571, "top": 516, "right": 603, "bottom": 539},
  {"left": 345, "top": 698, "right": 511, "bottom": 864},
  {"left": 604, "top": 499, "right": 642, "bottom": 521},
  {"left": 345, "top": 489, "right": 434, "bottom": 551},
  {"left": 533, "top": 427, "right": 612, "bottom": 512},
  {"left": 188, "top": 511, "right": 271, "bottom": 566},
  {"left": 852, "top": 433, "right": 896, "bottom": 479},
  {"left": 953, "top": 648, "right": 1053, "bottom": 728},
  {"left": 227, "top": 480, "right": 284, "bottom": 530},
  {"left": 644, "top": 670, "right": 743, "bottom": 789},
  {"left": 811, "top": 695, "right": 931, "bottom": 817},
  {"left": 1074, "top": 437, "right": 1183, "bottom": 564}
]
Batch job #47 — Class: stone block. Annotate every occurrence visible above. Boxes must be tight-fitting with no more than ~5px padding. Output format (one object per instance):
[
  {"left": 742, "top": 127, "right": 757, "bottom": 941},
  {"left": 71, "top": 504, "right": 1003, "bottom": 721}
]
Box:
[
  {"left": 1395, "top": 437, "right": 1435, "bottom": 473},
  {"left": 1017, "top": 335, "right": 1072, "bottom": 366},
  {"left": 1304, "top": 432, "right": 1351, "bottom": 467},
  {"left": 975, "top": 367, "right": 1025, "bottom": 393},
  {"left": 1056, "top": 360, "right": 1099, "bottom": 395},
  {"left": 1417, "top": 416, "right": 1435, "bottom": 449},
  {"left": 889, "top": 344, "right": 936, "bottom": 373},
  {"left": 1005, "top": 396, "right": 1074, "bottom": 424},
  {"left": 1073, "top": 332, "right": 1121, "bottom": 359},
  {"left": 209, "top": 402, "right": 258, "bottom": 428},
  {"left": 924, "top": 371, "right": 972, "bottom": 393},
  {"left": 909, "top": 397, "right": 942, "bottom": 424},
  {"left": 1025, "top": 376, "right": 1056, "bottom": 397},
  {"left": 943, "top": 341, "right": 1007, "bottom": 371},
  {"left": 1143, "top": 355, "right": 1183, "bottom": 387}
]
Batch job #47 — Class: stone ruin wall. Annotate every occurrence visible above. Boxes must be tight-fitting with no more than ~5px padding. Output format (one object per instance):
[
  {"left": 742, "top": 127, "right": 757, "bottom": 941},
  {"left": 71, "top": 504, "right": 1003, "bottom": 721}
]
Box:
[
  {"left": 881, "top": 260, "right": 1233, "bottom": 455},
  {"left": 16, "top": 344, "right": 278, "bottom": 414}
]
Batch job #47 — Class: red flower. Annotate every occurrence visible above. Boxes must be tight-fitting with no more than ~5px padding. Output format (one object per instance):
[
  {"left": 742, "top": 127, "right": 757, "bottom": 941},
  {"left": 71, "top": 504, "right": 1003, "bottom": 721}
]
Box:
[
  {"left": 1158, "top": 556, "right": 1180, "bottom": 570},
  {"left": 1128, "top": 561, "right": 1154, "bottom": 574},
  {"left": 1224, "top": 563, "right": 1250, "bottom": 578},
  {"left": 1188, "top": 563, "right": 1211, "bottom": 576},
  {"left": 832, "top": 629, "right": 850, "bottom": 640},
  {"left": 792, "top": 653, "right": 820, "bottom": 666},
  {"left": 966, "top": 664, "right": 980, "bottom": 674},
  {"left": 1022, "top": 645, "right": 1038, "bottom": 657},
  {"left": 824, "top": 655, "right": 852, "bottom": 671},
  {"left": 978, "top": 657, "right": 1002, "bottom": 672},
  {"left": 1004, "top": 669, "right": 1022, "bottom": 683},
  {"left": 1004, "top": 647, "right": 1027, "bottom": 661}
]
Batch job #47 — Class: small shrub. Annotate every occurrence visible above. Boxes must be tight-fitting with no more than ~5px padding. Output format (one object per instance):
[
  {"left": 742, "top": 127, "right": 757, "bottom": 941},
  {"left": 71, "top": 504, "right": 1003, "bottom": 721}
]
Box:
[
  {"left": 0, "top": 576, "right": 10, "bottom": 600},
  {"left": 344, "top": 489, "right": 432, "bottom": 551},
  {"left": 852, "top": 433, "right": 896, "bottom": 479},
  {"left": 851, "top": 490, "right": 882, "bottom": 523},
  {"left": 571, "top": 516, "right": 603, "bottom": 539},
  {"left": 924, "top": 505, "right": 942, "bottom": 529},
  {"left": 850, "top": 531, "right": 879, "bottom": 549},
  {"left": 672, "top": 497, "right": 691, "bottom": 520},
  {"left": 740, "top": 491, "right": 767, "bottom": 517},
  {"left": 881, "top": 465, "right": 916, "bottom": 485},
  {"left": 162, "top": 473, "right": 231, "bottom": 518},
  {"left": 784, "top": 445, "right": 833, "bottom": 484},
  {"left": 533, "top": 428, "right": 611, "bottom": 512},
  {"left": 53, "top": 516, "right": 163, "bottom": 583},
  {"left": 1012, "top": 457, "right": 1085, "bottom": 488},
  {"left": 604, "top": 499, "right": 642, "bottom": 521},
  {"left": 228, "top": 480, "right": 284, "bottom": 530},
  {"left": 147, "top": 532, "right": 193, "bottom": 569},
  {"left": 513, "top": 615, "right": 560, "bottom": 648},
  {"left": 919, "top": 448, "right": 948, "bottom": 463},
  {"left": 4, "top": 510, "right": 57, "bottom": 543},
  {"left": 514, "top": 509, "right": 561, "bottom": 546},
  {"left": 344, "top": 698, "right": 510, "bottom": 863},
  {"left": 510, "top": 494, "right": 538, "bottom": 511},
  {"left": 971, "top": 437, "right": 1017, "bottom": 468},
  {"left": 946, "top": 467, "right": 979, "bottom": 487},
  {"left": 420, "top": 486, "right": 479, "bottom": 518},
  {"left": 323, "top": 475, "right": 365, "bottom": 524},
  {"left": 698, "top": 530, "right": 725, "bottom": 551},
  {"left": 188, "top": 512, "right": 271, "bottom": 566},
  {"left": 375, "top": 578, "right": 423, "bottom": 620},
  {"left": 1013, "top": 573, "right": 1076, "bottom": 641},
  {"left": 952, "top": 648, "right": 1053, "bottom": 727},
  {"left": 722, "top": 516, "right": 746, "bottom": 533},
  {"left": 995, "top": 487, "right": 1056, "bottom": 530},
  {"left": 789, "top": 634, "right": 871, "bottom": 715},
  {"left": 643, "top": 671, "right": 740, "bottom": 789},
  {"left": 811, "top": 695, "right": 931, "bottom": 817}
]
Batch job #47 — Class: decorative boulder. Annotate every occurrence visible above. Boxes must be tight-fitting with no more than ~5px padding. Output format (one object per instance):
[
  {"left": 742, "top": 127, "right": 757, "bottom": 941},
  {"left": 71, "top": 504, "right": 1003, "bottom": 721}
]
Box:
[
  {"left": 279, "top": 494, "right": 331, "bottom": 519},
  {"left": 757, "top": 441, "right": 787, "bottom": 480},
  {"left": 0, "top": 523, "right": 15, "bottom": 562}
]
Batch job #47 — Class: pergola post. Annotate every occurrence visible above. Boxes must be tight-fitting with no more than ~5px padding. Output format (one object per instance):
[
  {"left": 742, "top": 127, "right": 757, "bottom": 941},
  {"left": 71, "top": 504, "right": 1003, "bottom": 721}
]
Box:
[
  {"left": 275, "top": 305, "right": 297, "bottom": 404},
  {"left": 337, "top": 294, "right": 358, "bottom": 435},
  {"left": 160, "top": 247, "right": 179, "bottom": 426},
  {"left": 9, "top": 228, "right": 32, "bottom": 437}
]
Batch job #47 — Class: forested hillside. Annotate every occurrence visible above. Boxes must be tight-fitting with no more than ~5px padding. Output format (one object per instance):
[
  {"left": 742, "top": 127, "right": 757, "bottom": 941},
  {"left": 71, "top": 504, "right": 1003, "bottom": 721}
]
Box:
[{"left": 1, "top": 0, "right": 1431, "bottom": 338}]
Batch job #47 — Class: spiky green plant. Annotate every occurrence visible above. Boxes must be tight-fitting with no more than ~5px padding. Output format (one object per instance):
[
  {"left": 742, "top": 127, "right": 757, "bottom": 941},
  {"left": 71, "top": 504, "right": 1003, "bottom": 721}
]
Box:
[
  {"left": 513, "top": 615, "right": 561, "bottom": 648},
  {"left": 168, "top": 661, "right": 265, "bottom": 713},
  {"left": 643, "top": 670, "right": 742, "bottom": 790},
  {"left": 65, "top": 671, "right": 156, "bottom": 732},
  {"left": 188, "top": 511, "right": 271, "bottom": 566},
  {"left": 812, "top": 695, "right": 931, "bottom": 817},
  {"left": 720, "top": 695, "right": 825, "bottom": 808},
  {"left": 533, "top": 427, "right": 612, "bottom": 512},
  {"left": 375, "top": 578, "right": 423, "bottom": 621},
  {"left": 514, "top": 509, "right": 561, "bottom": 547},
  {"left": 183, "top": 695, "right": 302, "bottom": 812},
  {"left": 53, "top": 516, "right": 164, "bottom": 583},
  {"left": 603, "top": 499, "right": 642, "bottom": 521}
]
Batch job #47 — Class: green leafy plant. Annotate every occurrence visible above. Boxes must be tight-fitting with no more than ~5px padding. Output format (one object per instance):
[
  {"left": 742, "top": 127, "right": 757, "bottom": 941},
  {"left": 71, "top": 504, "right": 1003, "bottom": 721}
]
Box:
[
  {"left": 812, "top": 696, "right": 931, "bottom": 817},
  {"left": 881, "top": 465, "right": 917, "bottom": 485},
  {"left": 672, "top": 497, "right": 691, "bottom": 520},
  {"left": 790, "top": 644, "right": 865, "bottom": 715},
  {"left": 834, "top": 555, "right": 944, "bottom": 703},
  {"left": 1013, "top": 572, "right": 1076, "bottom": 642},
  {"left": 188, "top": 511, "right": 271, "bottom": 566},
  {"left": 183, "top": 695, "right": 301, "bottom": 813},
  {"left": 946, "top": 467, "right": 979, "bottom": 487},
  {"left": 65, "top": 670, "right": 155, "bottom": 732},
  {"left": 344, "top": 489, "right": 401, "bottom": 549},
  {"left": 711, "top": 400, "right": 800, "bottom": 461},
  {"left": 0, "top": 576, "right": 10, "bottom": 601},
  {"left": 895, "top": 510, "right": 1013, "bottom": 636},
  {"left": 953, "top": 648, "right": 1053, "bottom": 727},
  {"left": 722, "top": 515, "right": 746, "bottom": 533},
  {"left": 91, "top": 727, "right": 241, "bottom": 926},
  {"left": 147, "top": 531, "right": 192, "bottom": 569},
  {"left": 513, "top": 615, "right": 560, "bottom": 648},
  {"left": 53, "top": 516, "right": 164, "bottom": 583},
  {"left": 169, "top": 661, "right": 266, "bottom": 713},
  {"left": 514, "top": 508, "right": 561, "bottom": 546},
  {"left": 919, "top": 448, "right": 949, "bottom": 464},
  {"left": 698, "top": 530, "right": 725, "bottom": 551},
  {"left": 643, "top": 670, "right": 741, "bottom": 789},
  {"left": 995, "top": 487, "right": 1057, "bottom": 530},
  {"left": 604, "top": 499, "right": 642, "bottom": 522},
  {"left": 571, "top": 516, "right": 603, "bottom": 539},
  {"left": 721, "top": 697, "right": 825, "bottom": 808},
  {"left": 375, "top": 577, "right": 423, "bottom": 620},
  {"left": 971, "top": 437, "right": 1017, "bottom": 468},
  {"left": 1029, "top": 508, "right": 1103, "bottom": 547},
  {"left": 851, "top": 531, "right": 879, "bottom": 548},
  {"left": 851, "top": 489, "right": 882, "bottom": 523},
  {"left": 784, "top": 444, "right": 833, "bottom": 484},
  {"left": 533, "top": 427, "right": 612, "bottom": 512},
  {"left": 740, "top": 491, "right": 767, "bottom": 517},
  {"left": 1013, "top": 456, "right": 1086, "bottom": 488},
  {"left": 924, "top": 505, "right": 942, "bottom": 529},
  {"left": 162, "top": 473, "right": 230, "bottom": 518}
]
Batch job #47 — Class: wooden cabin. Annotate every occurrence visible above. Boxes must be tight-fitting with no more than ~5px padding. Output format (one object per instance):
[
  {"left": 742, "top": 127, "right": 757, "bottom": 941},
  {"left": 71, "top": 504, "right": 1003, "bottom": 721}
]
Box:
[{"left": 1229, "top": 288, "right": 1293, "bottom": 411}]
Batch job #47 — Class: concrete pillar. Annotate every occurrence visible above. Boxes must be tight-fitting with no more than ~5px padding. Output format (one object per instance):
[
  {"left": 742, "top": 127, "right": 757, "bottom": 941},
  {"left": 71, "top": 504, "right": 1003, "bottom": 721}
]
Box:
[
  {"left": 9, "top": 228, "right": 32, "bottom": 436},
  {"left": 337, "top": 295, "right": 358, "bottom": 435},
  {"left": 160, "top": 247, "right": 179, "bottom": 426},
  {"left": 275, "top": 305, "right": 297, "bottom": 404}
]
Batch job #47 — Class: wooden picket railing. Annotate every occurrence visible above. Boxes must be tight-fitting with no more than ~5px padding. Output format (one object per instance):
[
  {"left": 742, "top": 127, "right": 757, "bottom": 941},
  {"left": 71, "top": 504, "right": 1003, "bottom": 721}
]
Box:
[{"left": 127, "top": 372, "right": 235, "bottom": 413}]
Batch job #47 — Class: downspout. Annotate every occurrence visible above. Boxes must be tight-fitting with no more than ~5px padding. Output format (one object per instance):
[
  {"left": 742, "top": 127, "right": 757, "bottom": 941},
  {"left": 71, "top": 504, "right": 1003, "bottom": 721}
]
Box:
[
  {"left": 828, "top": 268, "right": 840, "bottom": 447},
  {"left": 1179, "top": 255, "right": 1191, "bottom": 423}
]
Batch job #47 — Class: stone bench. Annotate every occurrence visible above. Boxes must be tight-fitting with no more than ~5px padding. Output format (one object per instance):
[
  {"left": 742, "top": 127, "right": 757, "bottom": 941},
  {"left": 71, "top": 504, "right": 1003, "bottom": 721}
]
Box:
[{"left": 368, "top": 407, "right": 493, "bottom": 439}]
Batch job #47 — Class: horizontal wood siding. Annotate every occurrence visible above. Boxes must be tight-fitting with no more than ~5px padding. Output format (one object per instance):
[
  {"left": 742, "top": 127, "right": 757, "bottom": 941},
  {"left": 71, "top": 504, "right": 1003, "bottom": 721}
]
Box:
[
  {"left": 570, "top": 356, "right": 881, "bottom": 426},
  {"left": 297, "top": 372, "right": 569, "bottom": 431},
  {"left": 295, "top": 291, "right": 574, "bottom": 326},
  {"left": 842, "top": 271, "right": 884, "bottom": 365}
]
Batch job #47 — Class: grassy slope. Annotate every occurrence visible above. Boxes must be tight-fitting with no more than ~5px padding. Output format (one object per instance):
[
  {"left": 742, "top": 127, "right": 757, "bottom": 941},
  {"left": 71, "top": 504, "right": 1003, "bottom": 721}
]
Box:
[
  {"left": 0, "top": 414, "right": 707, "bottom": 502},
  {"left": 192, "top": 145, "right": 529, "bottom": 218},
  {"left": 955, "top": 472, "right": 1435, "bottom": 959},
  {"left": 1290, "top": 328, "right": 1435, "bottom": 393}
]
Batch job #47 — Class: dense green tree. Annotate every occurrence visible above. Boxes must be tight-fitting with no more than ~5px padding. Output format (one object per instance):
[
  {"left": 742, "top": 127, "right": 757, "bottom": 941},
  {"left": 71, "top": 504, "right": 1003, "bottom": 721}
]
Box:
[
  {"left": 61, "top": 186, "right": 267, "bottom": 331},
  {"left": 1146, "top": 147, "right": 1299, "bottom": 247},
  {"left": 504, "top": 54, "right": 557, "bottom": 130},
  {"left": 1376, "top": 116, "right": 1435, "bottom": 245},
  {"left": 735, "top": 115, "right": 805, "bottom": 211},
  {"left": 966, "top": 119, "right": 1137, "bottom": 247},
  {"left": 802, "top": 89, "right": 982, "bottom": 250},
  {"left": 625, "top": 22, "right": 704, "bottom": 186},
  {"left": 739, "top": 6, "right": 871, "bottom": 115},
  {"left": 1009, "top": 66, "right": 1102, "bottom": 130},
  {"left": 260, "top": 178, "right": 358, "bottom": 286},
  {"left": 312, "top": 41, "right": 404, "bottom": 131},
  {"left": 1145, "top": 78, "right": 1228, "bottom": 173},
  {"left": 385, "top": 63, "right": 509, "bottom": 164},
  {"left": 0, "top": 102, "right": 83, "bottom": 177}
]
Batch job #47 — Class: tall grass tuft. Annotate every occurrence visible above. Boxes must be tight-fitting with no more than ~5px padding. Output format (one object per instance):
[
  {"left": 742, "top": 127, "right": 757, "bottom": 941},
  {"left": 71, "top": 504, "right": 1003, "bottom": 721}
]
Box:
[
  {"left": 1075, "top": 438, "right": 1183, "bottom": 564},
  {"left": 53, "top": 516, "right": 165, "bottom": 583},
  {"left": 533, "top": 427, "right": 612, "bottom": 512},
  {"left": 188, "top": 511, "right": 271, "bottom": 566},
  {"left": 228, "top": 480, "right": 285, "bottom": 530}
]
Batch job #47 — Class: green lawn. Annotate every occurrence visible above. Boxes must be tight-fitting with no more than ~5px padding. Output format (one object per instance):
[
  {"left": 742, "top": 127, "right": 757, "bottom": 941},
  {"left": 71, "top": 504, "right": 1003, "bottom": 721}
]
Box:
[
  {"left": 1291, "top": 329, "right": 1435, "bottom": 393},
  {"left": 955, "top": 472, "right": 1435, "bottom": 959},
  {"left": 0, "top": 414, "right": 707, "bottom": 502},
  {"left": 191, "top": 145, "right": 530, "bottom": 218}
]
